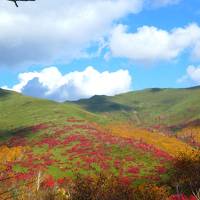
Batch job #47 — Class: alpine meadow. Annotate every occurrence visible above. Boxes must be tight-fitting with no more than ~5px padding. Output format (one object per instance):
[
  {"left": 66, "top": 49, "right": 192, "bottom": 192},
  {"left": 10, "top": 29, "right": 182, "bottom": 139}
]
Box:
[{"left": 0, "top": 0, "right": 200, "bottom": 200}]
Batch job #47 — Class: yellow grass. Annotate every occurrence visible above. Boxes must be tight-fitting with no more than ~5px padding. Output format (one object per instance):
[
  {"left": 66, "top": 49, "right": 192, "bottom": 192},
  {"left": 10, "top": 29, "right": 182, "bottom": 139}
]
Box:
[{"left": 107, "top": 124, "right": 194, "bottom": 156}]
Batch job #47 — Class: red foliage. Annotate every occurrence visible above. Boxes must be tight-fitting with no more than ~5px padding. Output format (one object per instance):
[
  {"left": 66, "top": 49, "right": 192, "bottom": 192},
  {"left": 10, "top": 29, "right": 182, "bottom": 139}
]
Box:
[
  {"left": 1, "top": 118, "right": 172, "bottom": 186},
  {"left": 38, "top": 138, "right": 60, "bottom": 148},
  {"left": 127, "top": 166, "right": 140, "bottom": 174},
  {"left": 156, "top": 166, "right": 167, "bottom": 174},
  {"left": 169, "top": 194, "right": 197, "bottom": 200},
  {"left": 16, "top": 172, "right": 33, "bottom": 180},
  {"left": 118, "top": 176, "right": 131, "bottom": 185},
  {"left": 57, "top": 178, "right": 65, "bottom": 185},
  {"left": 8, "top": 137, "right": 27, "bottom": 147},
  {"left": 42, "top": 176, "right": 55, "bottom": 188},
  {"left": 32, "top": 124, "right": 48, "bottom": 133}
]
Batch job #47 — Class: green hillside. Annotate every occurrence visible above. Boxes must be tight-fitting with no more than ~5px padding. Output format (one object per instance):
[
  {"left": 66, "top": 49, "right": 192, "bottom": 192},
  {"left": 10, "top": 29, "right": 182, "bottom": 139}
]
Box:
[
  {"left": 2, "top": 86, "right": 200, "bottom": 136},
  {"left": 73, "top": 86, "right": 200, "bottom": 128},
  {"left": 0, "top": 89, "right": 103, "bottom": 140},
  {"left": 0, "top": 89, "right": 173, "bottom": 188}
]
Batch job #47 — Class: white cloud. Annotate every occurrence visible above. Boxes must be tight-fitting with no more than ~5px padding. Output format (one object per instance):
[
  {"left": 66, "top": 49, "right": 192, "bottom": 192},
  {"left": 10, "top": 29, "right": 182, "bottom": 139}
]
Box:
[
  {"left": 0, "top": 0, "right": 183, "bottom": 68},
  {"left": 4, "top": 66, "right": 132, "bottom": 101},
  {"left": 177, "top": 75, "right": 188, "bottom": 83},
  {"left": 186, "top": 65, "right": 200, "bottom": 83},
  {"left": 0, "top": 0, "right": 143, "bottom": 67},
  {"left": 178, "top": 65, "right": 200, "bottom": 84},
  {"left": 192, "top": 42, "right": 200, "bottom": 59},
  {"left": 109, "top": 23, "right": 200, "bottom": 63}
]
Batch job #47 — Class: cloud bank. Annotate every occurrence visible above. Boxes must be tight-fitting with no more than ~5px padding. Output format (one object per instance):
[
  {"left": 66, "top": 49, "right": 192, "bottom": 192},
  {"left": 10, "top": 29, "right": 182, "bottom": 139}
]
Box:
[
  {"left": 109, "top": 23, "right": 200, "bottom": 63},
  {"left": 0, "top": 0, "right": 143, "bottom": 67},
  {"left": 0, "top": 0, "right": 183, "bottom": 68},
  {"left": 3, "top": 67, "right": 132, "bottom": 101},
  {"left": 178, "top": 65, "right": 200, "bottom": 85}
]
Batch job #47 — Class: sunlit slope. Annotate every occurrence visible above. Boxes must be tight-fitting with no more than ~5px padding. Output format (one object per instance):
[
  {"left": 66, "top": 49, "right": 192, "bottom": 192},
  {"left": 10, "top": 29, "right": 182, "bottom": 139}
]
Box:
[
  {"left": 74, "top": 87, "right": 200, "bottom": 127},
  {"left": 0, "top": 89, "right": 102, "bottom": 139},
  {"left": 106, "top": 124, "right": 193, "bottom": 156},
  {"left": 0, "top": 88, "right": 196, "bottom": 156}
]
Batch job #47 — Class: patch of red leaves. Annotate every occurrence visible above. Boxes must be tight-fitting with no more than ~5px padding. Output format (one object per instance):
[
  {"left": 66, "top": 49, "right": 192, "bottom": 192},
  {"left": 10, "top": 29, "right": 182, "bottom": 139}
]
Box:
[
  {"left": 32, "top": 124, "right": 49, "bottom": 133},
  {"left": 169, "top": 194, "right": 197, "bottom": 200},
  {"left": 127, "top": 167, "right": 140, "bottom": 174},
  {"left": 42, "top": 176, "right": 55, "bottom": 188}
]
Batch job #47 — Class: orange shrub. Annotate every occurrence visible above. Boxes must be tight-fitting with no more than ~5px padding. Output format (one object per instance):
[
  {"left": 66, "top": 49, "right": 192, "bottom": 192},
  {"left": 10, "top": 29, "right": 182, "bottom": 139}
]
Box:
[{"left": 107, "top": 123, "right": 194, "bottom": 156}]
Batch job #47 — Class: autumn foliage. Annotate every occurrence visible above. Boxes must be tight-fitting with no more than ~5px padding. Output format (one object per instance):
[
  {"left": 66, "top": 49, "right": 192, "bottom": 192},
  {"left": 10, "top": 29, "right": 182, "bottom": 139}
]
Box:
[
  {"left": 0, "top": 117, "right": 199, "bottom": 200},
  {"left": 168, "top": 150, "right": 200, "bottom": 198},
  {"left": 69, "top": 173, "right": 171, "bottom": 200},
  {"left": 107, "top": 123, "right": 194, "bottom": 156},
  {"left": 0, "top": 145, "right": 25, "bottom": 163},
  {"left": 177, "top": 127, "right": 200, "bottom": 147}
]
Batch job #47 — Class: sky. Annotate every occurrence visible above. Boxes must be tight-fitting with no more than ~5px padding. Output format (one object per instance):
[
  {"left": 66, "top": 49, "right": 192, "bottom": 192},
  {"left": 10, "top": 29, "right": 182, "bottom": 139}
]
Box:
[{"left": 0, "top": 0, "right": 200, "bottom": 101}]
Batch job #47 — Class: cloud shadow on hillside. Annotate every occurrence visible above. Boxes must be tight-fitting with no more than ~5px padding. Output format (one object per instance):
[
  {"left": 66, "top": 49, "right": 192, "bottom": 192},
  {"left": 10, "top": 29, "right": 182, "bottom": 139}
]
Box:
[
  {"left": 0, "top": 89, "right": 11, "bottom": 98},
  {"left": 74, "top": 95, "right": 133, "bottom": 113},
  {"left": 0, "top": 126, "right": 34, "bottom": 146}
]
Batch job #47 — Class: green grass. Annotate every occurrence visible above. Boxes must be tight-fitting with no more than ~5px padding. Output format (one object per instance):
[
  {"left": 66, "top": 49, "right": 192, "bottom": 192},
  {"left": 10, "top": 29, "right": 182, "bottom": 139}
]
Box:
[
  {"left": 73, "top": 87, "right": 200, "bottom": 127},
  {"left": 3, "top": 86, "right": 200, "bottom": 135},
  {"left": 46, "top": 166, "right": 67, "bottom": 179},
  {"left": 13, "top": 164, "right": 28, "bottom": 173},
  {"left": 33, "top": 145, "right": 49, "bottom": 155},
  {"left": 0, "top": 89, "right": 104, "bottom": 140}
]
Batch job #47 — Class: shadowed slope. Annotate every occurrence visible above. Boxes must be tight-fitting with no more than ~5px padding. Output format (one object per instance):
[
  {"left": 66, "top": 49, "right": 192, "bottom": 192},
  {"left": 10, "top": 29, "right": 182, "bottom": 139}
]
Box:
[
  {"left": 73, "top": 95, "right": 132, "bottom": 113},
  {"left": 0, "top": 88, "right": 12, "bottom": 98},
  {"left": 73, "top": 87, "right": 200, "bottom": 127}
]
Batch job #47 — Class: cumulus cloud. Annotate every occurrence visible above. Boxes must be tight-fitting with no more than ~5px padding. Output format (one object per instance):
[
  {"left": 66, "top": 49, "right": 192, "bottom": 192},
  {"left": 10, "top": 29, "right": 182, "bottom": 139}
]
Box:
[
  {"left": 178, "top": 65, "right": 200, "bottom": 84},
  {"left": 0, "top": 0, "right": 143, "bottom": 67},
  {"left": 192, "top": 42, "right": 200, "bottom": 59},
  {"left": 109, "top": 23, "right": 200, "bottom": 63},
  {"left": 0, "top": 0, "right": 183, "bottom": 68},
  {"left": 187, "top": 65, "right": 200, "bottom": 83},
  {"left": 4, "top": 66, "right": 132, "bottom": 101}
]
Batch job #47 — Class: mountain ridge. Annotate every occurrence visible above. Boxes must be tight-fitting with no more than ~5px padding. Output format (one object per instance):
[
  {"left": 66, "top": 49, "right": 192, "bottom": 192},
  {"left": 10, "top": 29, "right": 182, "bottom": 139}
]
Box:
[
  {"left": 1, "top": 85, "right": 200, "bottom": 129},
  {"left": 71, "top": 86, "right": 200, "bottom": 128}
]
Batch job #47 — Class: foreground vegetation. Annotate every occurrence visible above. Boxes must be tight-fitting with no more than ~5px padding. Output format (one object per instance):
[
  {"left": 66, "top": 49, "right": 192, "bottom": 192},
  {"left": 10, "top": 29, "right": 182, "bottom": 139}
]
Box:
[
  {"left": 0, "top": 150, "right": 199, "bottom": 199},
  {"left": 0, "top": 88, "right": 200, "bottom": 199}
]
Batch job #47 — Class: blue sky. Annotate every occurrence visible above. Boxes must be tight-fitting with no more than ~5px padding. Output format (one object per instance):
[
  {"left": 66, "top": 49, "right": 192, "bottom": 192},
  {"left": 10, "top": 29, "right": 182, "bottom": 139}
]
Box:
[{"left": 0, "top": 0, "right": 200, "bottom": 101}]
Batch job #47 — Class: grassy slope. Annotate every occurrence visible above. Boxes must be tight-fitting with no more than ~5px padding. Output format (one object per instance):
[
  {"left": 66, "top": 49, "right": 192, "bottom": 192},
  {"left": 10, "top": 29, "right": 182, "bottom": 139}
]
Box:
[
  {"left": 74, "top": 87, "right": 200, "bottom": 127},
  {"left": 0, "top": 89, "right": 104, "bottom": 140},
  {"left": 0, "top": 89, "right": 171, "bottom": 183}
]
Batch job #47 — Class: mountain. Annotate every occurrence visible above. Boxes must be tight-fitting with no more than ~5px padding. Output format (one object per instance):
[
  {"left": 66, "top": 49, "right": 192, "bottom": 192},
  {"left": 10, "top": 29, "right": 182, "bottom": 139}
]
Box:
[
  {"left": 73, "top": 87, "right": 200, "bottom": 128},
  {"left": 2, "top": 86, "right": 200, "bottom": 136}
]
